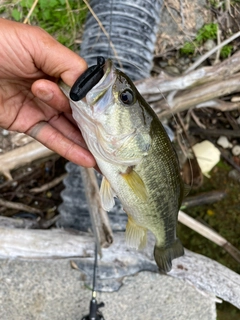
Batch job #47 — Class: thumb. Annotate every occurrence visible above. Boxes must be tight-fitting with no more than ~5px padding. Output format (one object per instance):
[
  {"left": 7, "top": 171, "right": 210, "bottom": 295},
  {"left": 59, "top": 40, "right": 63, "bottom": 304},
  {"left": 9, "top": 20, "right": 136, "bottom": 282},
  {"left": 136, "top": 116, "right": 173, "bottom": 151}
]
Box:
[{"left": 28, "top": 25, "right": 88, "bottom": 86}]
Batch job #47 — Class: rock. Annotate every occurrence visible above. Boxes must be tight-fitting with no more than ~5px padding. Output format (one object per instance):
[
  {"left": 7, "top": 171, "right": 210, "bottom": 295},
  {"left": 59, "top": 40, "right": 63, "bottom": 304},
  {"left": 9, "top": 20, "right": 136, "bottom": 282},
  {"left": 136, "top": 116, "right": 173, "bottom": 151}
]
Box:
[
  {"left": 0, "top": 259, "right": 217, "bottom": 320},
  {"left": 228, "top": 169, "right": 240, "bottom": 183},
  {"left": 217, "top": 136, "right": 232, "bottom": 149},
  {"left": 203, "top": 39, "right": 216, "bottom": 51},
  {"left": 232, "top": 145, "right": 240, "bottom": 156},
  {"left": 164, "top": 65, "right": 180, "bottom": 75},
  {"left": 192, "top": 140, "right": 221, "bottom": 177}
]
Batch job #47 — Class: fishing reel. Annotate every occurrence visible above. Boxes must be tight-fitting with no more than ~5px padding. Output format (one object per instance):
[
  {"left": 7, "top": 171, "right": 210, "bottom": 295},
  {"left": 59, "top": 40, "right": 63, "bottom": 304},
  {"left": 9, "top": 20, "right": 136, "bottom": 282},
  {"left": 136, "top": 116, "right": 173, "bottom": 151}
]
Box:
[
  {"left": 81, "top": 296, "right": 105, "bottom": 320},
  {"left": 80, "top": 241, "right": 106, "bottom": 320}
]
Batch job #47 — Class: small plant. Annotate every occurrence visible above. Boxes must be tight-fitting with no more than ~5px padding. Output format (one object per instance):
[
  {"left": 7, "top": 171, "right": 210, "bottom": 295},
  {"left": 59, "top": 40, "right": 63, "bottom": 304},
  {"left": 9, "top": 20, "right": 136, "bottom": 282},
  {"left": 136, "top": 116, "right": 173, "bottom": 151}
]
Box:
[
  {"left": 195, "top": 23, "right": 218, "bottom": 44},
  {"left": 220, "top": 45, "right": 233, "bottom": 59},
  {"left": 4, "top": 0, "right": 88, "bottom": 50},
  {"left": 180, "top": 23, "right": 218, "bottom": 56},
  {"left": 180, "top": 42, "right": 196, "bottom": 55}
]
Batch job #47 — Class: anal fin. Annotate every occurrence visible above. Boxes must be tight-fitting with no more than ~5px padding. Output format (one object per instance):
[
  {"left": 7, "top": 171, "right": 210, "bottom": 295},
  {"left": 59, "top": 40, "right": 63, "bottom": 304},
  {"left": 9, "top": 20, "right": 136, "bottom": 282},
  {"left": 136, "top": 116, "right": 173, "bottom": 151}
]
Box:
[{"left": 125, "top": 214, "right": 147, "bottom": 250}]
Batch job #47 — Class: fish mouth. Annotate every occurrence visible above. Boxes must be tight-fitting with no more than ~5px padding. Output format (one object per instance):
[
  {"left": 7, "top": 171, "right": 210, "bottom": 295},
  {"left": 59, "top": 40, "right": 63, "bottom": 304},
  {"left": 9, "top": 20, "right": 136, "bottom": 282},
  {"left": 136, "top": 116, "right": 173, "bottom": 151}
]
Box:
[
  {"left": 69, "top": 56, "right": 116, "bottom": 113},
  {"left": 86, "top": 58, "right": 117, "bottom": 114},
  {"left": 69, "top": 56, "right": 106, "bottom": 101}
]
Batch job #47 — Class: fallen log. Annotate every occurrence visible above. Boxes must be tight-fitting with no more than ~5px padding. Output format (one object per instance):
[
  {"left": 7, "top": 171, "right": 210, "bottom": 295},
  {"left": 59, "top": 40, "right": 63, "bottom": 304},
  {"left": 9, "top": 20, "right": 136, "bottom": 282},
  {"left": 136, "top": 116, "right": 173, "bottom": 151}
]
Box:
[
  {"left": 0, "top": 227, "right": 239, "bottom": 309},
  {"left": 136, "top": 50, "right": 240, "bottom": 97}
]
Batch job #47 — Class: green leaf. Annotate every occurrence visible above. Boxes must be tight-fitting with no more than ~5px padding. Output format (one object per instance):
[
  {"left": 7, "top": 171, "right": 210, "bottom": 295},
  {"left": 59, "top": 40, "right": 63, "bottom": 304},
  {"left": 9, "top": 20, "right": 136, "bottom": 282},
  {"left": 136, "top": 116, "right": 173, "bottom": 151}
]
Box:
[
  {"left": 42, "top": 9, "right": 51, "bottom": 20},
  {"left": 196, "top": 23, "right": 217, "bottom": 44},
  {"left": 21, "top": 0, "right": 33, "bottom": 9},
  {"left": 180, "top": 42, "right": 196, "bottom": 55},
  {"left": 220, "top": 45, "right": 233, "bottom": 59},
  {"left": 39, "top": 0, "right": 51, "bottom": 9},
  {"left": 11, "top": 8, "right": 21, "bottom": 21}
]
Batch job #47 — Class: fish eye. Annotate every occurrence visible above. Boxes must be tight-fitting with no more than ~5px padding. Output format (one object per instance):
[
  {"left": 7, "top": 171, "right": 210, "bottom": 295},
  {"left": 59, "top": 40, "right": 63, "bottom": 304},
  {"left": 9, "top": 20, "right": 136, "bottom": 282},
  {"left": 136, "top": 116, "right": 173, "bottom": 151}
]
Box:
[{"left": 119, "top": 89, "right": 135, "bottom": 106}]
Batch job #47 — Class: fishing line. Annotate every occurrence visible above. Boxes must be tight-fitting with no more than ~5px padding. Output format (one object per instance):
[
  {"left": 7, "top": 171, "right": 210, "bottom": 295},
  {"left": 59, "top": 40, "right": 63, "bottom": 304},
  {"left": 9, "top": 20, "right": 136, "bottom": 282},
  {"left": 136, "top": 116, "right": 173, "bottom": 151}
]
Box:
[
  {"left": 81, "top": 2, "right": 115, "bottom": 318},
  {"left": 107, "top": 0, "right": 113, "bottom": 59},
  {"left": 81, "top": 243, "right": 105, "bottom": 320}
]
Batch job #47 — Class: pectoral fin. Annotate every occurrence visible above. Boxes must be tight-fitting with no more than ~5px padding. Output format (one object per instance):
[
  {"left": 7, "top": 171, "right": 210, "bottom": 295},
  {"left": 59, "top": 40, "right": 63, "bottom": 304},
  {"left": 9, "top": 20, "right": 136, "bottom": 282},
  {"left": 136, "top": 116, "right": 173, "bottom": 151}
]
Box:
[
  {"left": 121, "top": 168, "right": 148, "bottom": 202},
  {"left": 99, "top": 177, "right": 115, "bottom": 211},
  {"left": 125, "top": 215, "right": 147, "bottom": 250}
]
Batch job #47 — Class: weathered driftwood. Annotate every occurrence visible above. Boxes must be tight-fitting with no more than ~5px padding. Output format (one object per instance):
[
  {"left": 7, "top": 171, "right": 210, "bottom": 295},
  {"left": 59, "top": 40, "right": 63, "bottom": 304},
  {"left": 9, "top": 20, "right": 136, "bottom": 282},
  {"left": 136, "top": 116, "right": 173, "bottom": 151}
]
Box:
[
  {"left": 135, "top": 50, "right": 240, "bottom": 119},
  {"left": 157, "top": 73, "right": 240, "bottom": 119},
  {"left": 0, "top": 140, "right": 54, "bottom": 180},
  {"left": 195, "top": 99, "right": 240, "bottom": 112},
  {"left": 136, "top": 50, "right": 240, "bottom": 97},
  {"left": 0, "top": 215, "right": 58, "bottom": 229},
  {"left": 0, "top": 198, "right": 43, "bottom": 216},
  {"left": 0, "top": 227, "right": 239, "bottom": 309},
  {"left": 178, "top": 211, "right": 240, "bottom": 264},
  {"left": 0, "top": 228, "right": 94, "bottom": 259},
  {"left": 80, "top": 167, "right": 113, "bottom": 253}
]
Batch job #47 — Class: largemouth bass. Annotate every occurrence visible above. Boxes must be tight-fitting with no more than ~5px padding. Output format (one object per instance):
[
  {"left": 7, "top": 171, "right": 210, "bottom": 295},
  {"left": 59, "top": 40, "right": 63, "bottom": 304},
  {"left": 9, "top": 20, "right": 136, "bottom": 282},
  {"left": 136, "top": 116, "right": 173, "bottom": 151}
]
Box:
[{"left": 60, "top": 59, "right": 185, "bottom": 272}]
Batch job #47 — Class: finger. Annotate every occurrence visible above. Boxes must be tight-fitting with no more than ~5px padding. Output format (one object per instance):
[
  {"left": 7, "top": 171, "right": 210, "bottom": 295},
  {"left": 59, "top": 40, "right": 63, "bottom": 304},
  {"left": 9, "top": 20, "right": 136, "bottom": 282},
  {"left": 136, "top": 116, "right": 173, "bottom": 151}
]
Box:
[
  {"left": 32, "top": 79, "right": 71, "bottom": 113},
  {"left": 26, "top": 121, "right": 96, "bottom": 168},
  {"left": 48, "top": 113, "right": 87, "bottom": 149}
]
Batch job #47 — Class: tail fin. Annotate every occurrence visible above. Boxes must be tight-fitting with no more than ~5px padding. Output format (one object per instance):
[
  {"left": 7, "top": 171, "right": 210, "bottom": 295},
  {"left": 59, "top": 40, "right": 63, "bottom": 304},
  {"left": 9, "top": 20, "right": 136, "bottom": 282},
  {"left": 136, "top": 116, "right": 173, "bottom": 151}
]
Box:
[{"left": 154, "top": 239, "right": 184, "bottom": 273}]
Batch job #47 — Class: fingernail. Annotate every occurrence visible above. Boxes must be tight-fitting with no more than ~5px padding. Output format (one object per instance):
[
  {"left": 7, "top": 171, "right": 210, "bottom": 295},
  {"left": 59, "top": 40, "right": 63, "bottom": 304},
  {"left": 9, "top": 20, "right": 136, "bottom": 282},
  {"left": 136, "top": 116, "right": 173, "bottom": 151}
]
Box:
[{"left": 36, "top": 88, "right": 54, "bottom": 102}]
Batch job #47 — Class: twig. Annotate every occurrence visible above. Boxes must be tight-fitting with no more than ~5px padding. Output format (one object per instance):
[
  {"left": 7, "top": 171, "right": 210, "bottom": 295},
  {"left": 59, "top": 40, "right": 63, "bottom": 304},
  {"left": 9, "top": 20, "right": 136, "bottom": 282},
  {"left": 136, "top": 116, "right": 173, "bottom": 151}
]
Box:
[
  {"left": 190, "top": 110, "right": 206, "bottom": 129},
  {"left": 80, "top": 167, "right": 113, "bottom": 255},
  {"left": 218, "top": 148, "right": 240, "bottom": 174},
  {"left": 0, "top": 140, "right": 54, "bottom": 180},
  {"left": 179, "top": 0, "right": 185, "bottom": 28},
  {"left": 214, "top": 26, "right": 221, "bottom": 65},
  {"left": 189, "top": 127, "right": 240, "bottom": 138},
  {"left": 0, "top": 215, "right": 59, "bottom": 229},
  {"left": 30, "top": 173, "right": 67, "bottom": 194},
  {"left": 158, "top": 73, "right": 240, "bottom": 119},
  {"left": 181, "top": 190, "right": 227, "bottom": 209},
  {"left": 0, "top": 168, "right": 41, "bottom": 190},
  {"left": 0, "top": 198, "right": 43, "bottom": 216},
  {"left": 186, "top": 30, "right": 240, "bottom": 73},
  {"left": 23, "top": 0, "right": 39, "bottom": 24},
  {"left": 195, "top": 99, "right": 240, "bottom": 111},
  {"left": 178, "top": 210, "right": 240, "bottom": 263},
  {"left": 136, "top": 50, "right": 240, "bottom": 97},
  {"left": 225, "top": 0, "right": 231, "bottom": 14},
  {"left": 39, "top": 215, "right": 59, "bottom": 229}
]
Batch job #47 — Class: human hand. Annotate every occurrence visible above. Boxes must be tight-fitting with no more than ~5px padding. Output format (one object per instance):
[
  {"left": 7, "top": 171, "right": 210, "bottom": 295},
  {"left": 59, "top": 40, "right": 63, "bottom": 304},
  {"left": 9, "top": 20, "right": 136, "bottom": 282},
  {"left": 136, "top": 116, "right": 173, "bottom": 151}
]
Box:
[{"left": 0, "top": 18, "right": 96, "bottom": 168}]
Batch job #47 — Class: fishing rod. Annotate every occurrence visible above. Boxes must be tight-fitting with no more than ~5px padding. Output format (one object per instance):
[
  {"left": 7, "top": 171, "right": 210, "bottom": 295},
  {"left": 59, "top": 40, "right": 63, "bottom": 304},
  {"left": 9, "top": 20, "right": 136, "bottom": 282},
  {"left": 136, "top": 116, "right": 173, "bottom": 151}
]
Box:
[
  {"left": 81, "top": 243, "right": 105, "bottom": 320},
  {"left": 81, "top": 1, "right": 115, "bottom": 318}
]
